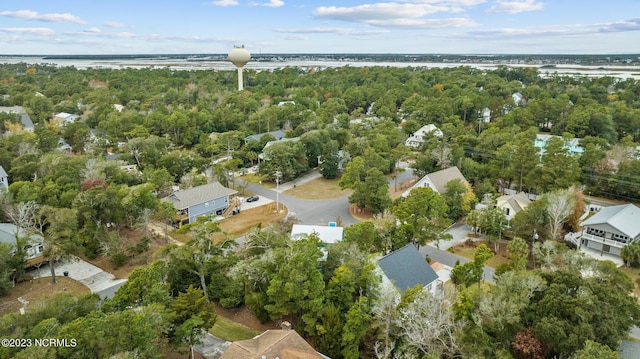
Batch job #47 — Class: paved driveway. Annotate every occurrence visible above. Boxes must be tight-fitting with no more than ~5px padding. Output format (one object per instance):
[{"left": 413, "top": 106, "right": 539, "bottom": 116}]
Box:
[{"left": 31, "top": 257, "right": 127, "bottom": 299}]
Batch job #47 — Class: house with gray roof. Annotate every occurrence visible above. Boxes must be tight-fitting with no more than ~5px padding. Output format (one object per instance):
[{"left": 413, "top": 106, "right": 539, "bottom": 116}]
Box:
[
  {"left": 378, "top": 244, "right": 441, "bottom": 295},
  {"left": 0, "top": 223, "right": 46, "bottom": 267},
  {"left": 0, "top": 106, "right": 34, "bottom": 132},
  {"left": 161, "top": 181, "right": 237, "bottom": 224},
  {"left": 578, "top": 204, "right": 640, "bottom": 257},
  {"left": 403, "top": 166, "right": 468, "bottom": 197},
  {"left": 0, "top": 165, "right": 8, "bottom": 191},
  {"left": 243, "top": 130, "right": 286, "bottom": 144}
]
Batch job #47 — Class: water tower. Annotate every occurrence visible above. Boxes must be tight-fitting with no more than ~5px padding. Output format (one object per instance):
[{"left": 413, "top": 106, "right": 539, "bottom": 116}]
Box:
[{"left": 228, "top": 45, "right": 250, "bottom": 91}]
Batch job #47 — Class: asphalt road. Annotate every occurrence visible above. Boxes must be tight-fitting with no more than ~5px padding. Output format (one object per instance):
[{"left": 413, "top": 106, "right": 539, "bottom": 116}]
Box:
[{"left": 244, "top": 181, "right": 359, "bottom": 226}]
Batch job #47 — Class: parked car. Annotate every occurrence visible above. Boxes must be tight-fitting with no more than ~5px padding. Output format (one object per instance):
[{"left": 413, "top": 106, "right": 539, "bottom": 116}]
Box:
[{"left": 246, "top": 195, "right": 259, "bottom": 202}]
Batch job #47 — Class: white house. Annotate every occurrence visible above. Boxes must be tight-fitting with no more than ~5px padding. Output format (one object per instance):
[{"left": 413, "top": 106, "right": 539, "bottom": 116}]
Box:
[
  {"left": 578, "top": 204, "right": 640, "bottom": 257},
  {"left": 404, "top": 124, "right": 443, "bottom": 148},
  {"left": 0, "top": 165, "right": 8, "bottom": 191},
  {"left": 291, "top": 224, "right": 344, "bottom": 244},
  {"left": 53, "top": 112, "right": 79, "bottom": 126},
  {"left": 403, "top": 166, "right": 468, "bottom": 197},
  {"left": 378, "top": 244, "right": 441, "bottom": 296}
]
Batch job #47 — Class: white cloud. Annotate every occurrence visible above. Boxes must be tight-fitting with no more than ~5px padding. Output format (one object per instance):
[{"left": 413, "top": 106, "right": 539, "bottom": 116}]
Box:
[
  {"left": 275, "top": 27, "right": 390, "bottom": 35},
  {"left": 0, "top": 27, "right": 55, "bottom": 36},
  {"left": 313, "top": 3, "right": 478, "bottom": 29},
  {"left": 466, "top": 18, "right": 640, "bottom": 39},
  {"left": 0, "top": 10, "right": 87, "bottom": 24},
  {"left": 486, "top": 0, "right": 545, "bottom": 14},
  {"left": 264, "top": 0, "right": 285, "bottom": 7},
  {"left": 104, "top": 21, "right": 128, "bottom": 28},
  {"left": 211, "top": 0, "right": 239, "bottom": 6}
]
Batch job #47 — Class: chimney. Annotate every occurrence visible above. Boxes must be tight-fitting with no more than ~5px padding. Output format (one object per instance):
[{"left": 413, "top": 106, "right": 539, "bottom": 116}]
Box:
[{"left": 280, "top": 321, "right": 291, "bottom": 330}]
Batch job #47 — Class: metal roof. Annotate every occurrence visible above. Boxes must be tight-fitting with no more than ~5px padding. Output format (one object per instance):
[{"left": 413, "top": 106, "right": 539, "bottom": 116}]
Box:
[
  {"left": 161, "top": 182, "right": 237, "bottom": 210},
  {"left": 581, "top": 204, "right": 640, "bottom": 239}
]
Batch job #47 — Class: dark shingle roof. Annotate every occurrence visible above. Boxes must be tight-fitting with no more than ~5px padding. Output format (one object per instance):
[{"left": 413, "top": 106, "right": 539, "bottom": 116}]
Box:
[{"left": 378, "top": 244, "right": 439, "bottom": 293}]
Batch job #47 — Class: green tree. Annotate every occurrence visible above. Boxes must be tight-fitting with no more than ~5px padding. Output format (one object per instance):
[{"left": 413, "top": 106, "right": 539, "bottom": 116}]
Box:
[
  {"left": 265, "top": 238, "right": 325, "bottom": 336},
  {"left": 394, "top": 187, "right": 450, "bottom": 248},
  {"left": 573, "top": 340, "right": 620, "bottom": 359},
  {"left": 341, "top": 296, "right": 372, "bottom": 359},
  {"left": 443, "top": 178, "right": 477, "bottom": 220},
  {"left": 170, "top": 285, "right": 217, "bottom": 358}
]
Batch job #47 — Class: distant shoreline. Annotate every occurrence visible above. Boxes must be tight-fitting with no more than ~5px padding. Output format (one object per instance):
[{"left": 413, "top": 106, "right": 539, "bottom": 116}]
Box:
[{"left": 1, "top": 54, "right": 639, "bottom": 79}]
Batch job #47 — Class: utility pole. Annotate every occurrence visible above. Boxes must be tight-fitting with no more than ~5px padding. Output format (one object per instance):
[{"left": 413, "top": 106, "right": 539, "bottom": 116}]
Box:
[{"left": 275, "top": 170, "right": 282, "bottom": 213}]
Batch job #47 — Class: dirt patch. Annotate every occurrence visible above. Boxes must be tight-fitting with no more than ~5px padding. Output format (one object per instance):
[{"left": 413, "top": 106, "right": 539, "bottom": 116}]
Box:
[
  {"left": 82, "top": 227, "right": 175, "bottom": 279},
  {"left": 349, "top": 204, "right": 374, "bottom": 221},
  {"left": 389, "top": 177, "right": 416, "bottom": 198},
  {"left": 452, "top": 239, "right": 511, "bottom": 268},
  {"left": 0, "top": 277, "right": 91, "bottom": 316},
  {"left": 215, "top": 303, "right": 275, "bottom": 332},
  {"left": 284, "top": 176, "right": 352, "bottom": 200}
]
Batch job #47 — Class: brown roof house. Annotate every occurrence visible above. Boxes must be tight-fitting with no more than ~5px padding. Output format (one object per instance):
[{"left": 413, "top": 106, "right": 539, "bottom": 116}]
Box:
[
  {"left": 403, "top": 166, "right": 468, "bottom": 198},
  {"left": 161, "top": 182, "right": 237, "bottom": 224},
  {"left": 220, "top": 325, "right": 326, "bottom": 359}
]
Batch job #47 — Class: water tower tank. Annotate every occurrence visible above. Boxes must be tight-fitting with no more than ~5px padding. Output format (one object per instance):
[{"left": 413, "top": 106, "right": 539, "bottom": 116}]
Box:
[{"left": 228, "top": 46, "right": 250, "bottom": 68}]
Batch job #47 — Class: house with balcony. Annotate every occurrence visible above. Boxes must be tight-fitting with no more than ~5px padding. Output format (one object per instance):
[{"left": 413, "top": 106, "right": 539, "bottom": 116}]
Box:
[
  {"left": 0, "top": 223, "right": 46, "bottom": 268},
  {"left": 161, "top": 181, "right": 237, "bottom": 225},
  {"left": 578, "top": 204, "right": 640, "bottom": 257}
]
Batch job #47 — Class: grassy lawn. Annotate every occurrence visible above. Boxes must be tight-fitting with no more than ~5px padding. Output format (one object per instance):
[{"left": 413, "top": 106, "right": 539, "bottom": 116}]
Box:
[
  {"left": 284, "top": 176, "right": 352, "bottom": 200},
  {"left": 209, "top": 315, "right": 261, "bottom": 342},
  {"left": 170, "top": 204, "right": 288, "bottom": 244},
  {"left": 243, "top": 173, "right": 274, "bottom": 188},
  {"left": 218, "top": 204, "right": 287, "bottom": 239},
  {"left": 619, "top": 266, "right": 640, "bottom": 297},
  {"left": 450, "top": 241, "right": 511, "bottom": 269},
  {"left": 0, "top": 277, "right": 91, "bottom": 316}
]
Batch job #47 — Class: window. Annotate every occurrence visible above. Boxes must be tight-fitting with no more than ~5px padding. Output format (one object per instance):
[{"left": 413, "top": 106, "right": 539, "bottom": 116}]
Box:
[{"left": 603, "top": 244, "right": 611, "bottom": 253}]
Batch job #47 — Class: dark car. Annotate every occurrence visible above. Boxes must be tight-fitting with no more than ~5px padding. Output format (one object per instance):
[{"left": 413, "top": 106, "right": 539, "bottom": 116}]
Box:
[{"left": 246, "top": 195, "right": 259, "bottom": 202}]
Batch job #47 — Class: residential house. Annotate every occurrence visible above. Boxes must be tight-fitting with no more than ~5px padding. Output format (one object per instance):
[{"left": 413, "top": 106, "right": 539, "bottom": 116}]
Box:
[
  {"left": 161, "top": 182, "right": 237, "bottom": 224},
  {"left": 220, "top": 326, "right": 326, "bottom": 359},
  {"left": 403, "top": 166, "right": 468, "bottom": 197},
  {"left": 0, "top": 223, "right": 46, "bottom": 267},
  {"left": 258, "top": 137, "right": 300, "bottom": 160},
  {"left": 480, "top": 107, "right": 491, "bottom": 123},
  {"left": 0, "top": 165, "right": 8, "bottom": 191},
  {"left": 291, "top": 224, "right": 344, "bottom": 245},
  {"left": 578, "top": 204, "right": 640, "bottom": 257},
  {"left": 244, "top": 129, "right": 286, "bottom": 145},
  {"left": 404, "top": 124, "right": 443, "bottom": 148},
  {"left": 378, "top": 244, "right": 441, "bottom": 295},
  {"left": 495, "top": 192, "right": 531, "bottom": 221},
  {"left": 512, "top": 92, "right": 525, "bottom": 105},
  {"left": 0, "top": 106, "right": 34, "bottom": 132},
  {"left": 52, "top": 112, "right": 79, "bottom": 127},
  {"left": 534, "top": 134, "right": 584, "bottom": 156}
]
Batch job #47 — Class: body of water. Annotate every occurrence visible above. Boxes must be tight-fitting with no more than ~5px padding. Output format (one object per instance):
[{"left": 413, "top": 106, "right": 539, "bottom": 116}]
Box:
[{"left": 1, "top": 56, "right": 639, "bottom": 80}]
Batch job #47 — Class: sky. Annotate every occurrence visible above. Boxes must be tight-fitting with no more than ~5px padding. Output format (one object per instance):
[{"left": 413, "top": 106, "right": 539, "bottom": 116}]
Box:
[{"left": 0, "top": 0, "right": 639, "bottom": 55}]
